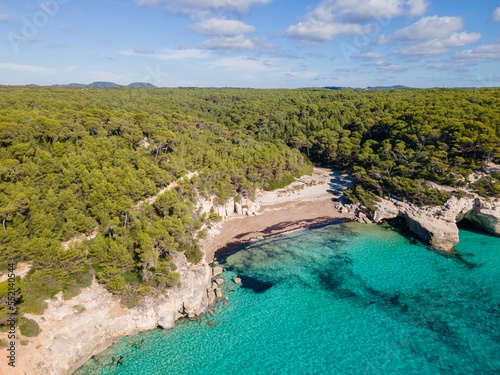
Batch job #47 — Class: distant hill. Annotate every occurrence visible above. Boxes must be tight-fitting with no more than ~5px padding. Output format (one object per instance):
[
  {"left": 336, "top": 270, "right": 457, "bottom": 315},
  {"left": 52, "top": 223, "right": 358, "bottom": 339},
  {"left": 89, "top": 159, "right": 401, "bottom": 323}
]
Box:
[
  {"left": 323, "top": 86, "right": 345, "bottom": 90},
  {"left": 88, "top": 81, "right": 122, "bottom": 87},
  {"left": 128, "top": 82, "right": 157, "bottom": 88},
  {"left": 323, "top": 85, "right": 411, "bottom": 90},
  {"left": 366, "top": 85, "right": 410, "bottom": 90},
  {"left": 51, "top": 82, "right": 157, "bottom": 88}
]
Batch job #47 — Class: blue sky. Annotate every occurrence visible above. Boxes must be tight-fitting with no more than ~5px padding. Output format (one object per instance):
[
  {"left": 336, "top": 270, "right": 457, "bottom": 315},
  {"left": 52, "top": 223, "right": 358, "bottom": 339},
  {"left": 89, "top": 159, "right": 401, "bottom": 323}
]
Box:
[{"left": 0, "top": 0, "right": 499, "bottom": 88}]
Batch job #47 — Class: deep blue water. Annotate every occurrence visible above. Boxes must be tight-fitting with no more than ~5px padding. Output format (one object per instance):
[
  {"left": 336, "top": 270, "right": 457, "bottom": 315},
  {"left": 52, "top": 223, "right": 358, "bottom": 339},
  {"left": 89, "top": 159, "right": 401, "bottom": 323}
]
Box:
[{"left": 76, "top": 222, "right": 500, "bottom": 375}]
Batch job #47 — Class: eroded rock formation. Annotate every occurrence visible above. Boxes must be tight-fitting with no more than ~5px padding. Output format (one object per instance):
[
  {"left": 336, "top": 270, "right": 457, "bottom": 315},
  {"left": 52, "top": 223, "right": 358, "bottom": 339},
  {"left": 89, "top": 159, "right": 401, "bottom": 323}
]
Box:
[
  {"left": 346, "top": 195, "right": 500, "bottom": 250},
  {"left": 14, "top": 252, "right": 211, "bottom": 375}
]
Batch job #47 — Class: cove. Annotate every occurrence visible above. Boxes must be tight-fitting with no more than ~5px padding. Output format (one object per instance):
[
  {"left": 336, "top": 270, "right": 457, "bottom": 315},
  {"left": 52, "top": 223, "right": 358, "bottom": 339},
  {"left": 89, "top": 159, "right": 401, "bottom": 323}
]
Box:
[{"left": 76, "top": 221, "right": 500, "bottom": 375}]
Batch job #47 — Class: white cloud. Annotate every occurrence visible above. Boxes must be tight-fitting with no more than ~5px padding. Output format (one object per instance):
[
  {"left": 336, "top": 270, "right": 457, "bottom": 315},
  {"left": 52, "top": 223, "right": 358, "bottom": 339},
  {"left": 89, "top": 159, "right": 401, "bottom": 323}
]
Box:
[
  {"left": 355, "top": 52, "right": 387, "bottom": 59},
  {"left": 396, "top": 32, "right": 481, "bottom": 56},
  {"left": 308, "top": 0, "right": 428, "bottom": 23},
  {"left": 286, "top": 0, "right": 427, "bottom": 45},
  {"left": 454, "top": 39, "right": 500, "bottom": 61},
  {"left": 189, "top": 17, "right": 255, "bottom": 35},
  {"left": 492, "top": 7, "right": 500, "bottom": 23},
  {"left": 286, "top": 21, "right": 366, "bottom": 44},
  {"left": 11, "top": 35, "right": 42, "bottom": 43},
  {"left": 210, "top": 56, "right": 277, "bottom": 72},
  {"left": 0, "top": 63, "right": 56, "bottom": 75},
  {"left": 133, "top": 48, "right": 154, "bottom": 54},
  {"left": 121, "top": 48, "right": 210, "bottom": 60},
  {"left": 61, "top": 24, "right": 73, "bottom": 31},
  {"left": 394, "top": 16, "right": 464, "bottom": 41},
  {"left": 87, "top": 70, "right": 128, "bottom": 81},
  {"left": 431, "top": 63, "right": 470, "bottom": 71},
  {"left": 134, "top": 0, "right": 272, "bottom": 13},
  {"left": 374, "top": 61, "right": 406, "bottom": 71},
  {"left": 0, "top": 14, "right": 11, "bottom": 22},
  {"left": 200, "top": 35, "right": 254, "bottom": 50}
]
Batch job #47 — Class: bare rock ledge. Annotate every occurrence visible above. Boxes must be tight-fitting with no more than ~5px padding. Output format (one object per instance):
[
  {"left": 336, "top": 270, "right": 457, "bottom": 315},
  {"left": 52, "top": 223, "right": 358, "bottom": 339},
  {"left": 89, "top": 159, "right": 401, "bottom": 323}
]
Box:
[
  {"left": 6, "top": 255, "right": 211, "bottom": 375},
  {"left": 348, "top": 195, "right": 500, "bottom": 250}
]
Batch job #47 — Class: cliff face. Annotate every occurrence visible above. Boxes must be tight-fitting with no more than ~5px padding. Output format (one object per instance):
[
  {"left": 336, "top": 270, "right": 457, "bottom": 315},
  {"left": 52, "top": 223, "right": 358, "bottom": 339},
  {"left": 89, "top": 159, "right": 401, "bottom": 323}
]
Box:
[
  {"left": 3, "top": 194, "right": 258, "bottom": 375},
  {"left": 13, "top": 252, "right": 211, "bottom": 375},
  {"left": 350, "top": 195, "right": 500, "bottom": 250},
  {"left": 197, "top": 194, "right": 260, "bottom": 220}
]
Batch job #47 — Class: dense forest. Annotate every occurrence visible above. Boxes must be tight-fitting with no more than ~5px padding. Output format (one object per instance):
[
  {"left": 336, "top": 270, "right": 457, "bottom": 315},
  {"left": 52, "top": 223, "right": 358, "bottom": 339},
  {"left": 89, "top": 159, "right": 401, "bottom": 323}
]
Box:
[{"left": 1, "top": 86, "right": 499, "bottom": 334}]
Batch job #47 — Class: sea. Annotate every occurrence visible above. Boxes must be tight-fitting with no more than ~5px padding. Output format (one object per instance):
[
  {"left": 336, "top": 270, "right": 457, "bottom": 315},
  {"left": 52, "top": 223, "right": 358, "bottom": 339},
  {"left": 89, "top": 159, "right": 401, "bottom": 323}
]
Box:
[{"left": 76, "top": 221, "right": 500, "bottom": 375}]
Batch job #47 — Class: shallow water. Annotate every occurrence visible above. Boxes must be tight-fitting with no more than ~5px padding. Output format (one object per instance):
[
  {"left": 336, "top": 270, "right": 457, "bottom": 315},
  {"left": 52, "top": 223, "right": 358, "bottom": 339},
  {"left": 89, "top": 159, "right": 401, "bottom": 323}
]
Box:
[{"left": 76, "top": 222, "right": 500, "bottom": 375}]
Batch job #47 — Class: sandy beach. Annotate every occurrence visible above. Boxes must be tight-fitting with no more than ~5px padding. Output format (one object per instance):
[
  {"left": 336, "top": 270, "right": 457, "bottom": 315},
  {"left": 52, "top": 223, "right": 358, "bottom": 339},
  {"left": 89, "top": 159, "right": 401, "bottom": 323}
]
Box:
[{"left": 202, "top": 168, "right": 355, "bottom": 262}]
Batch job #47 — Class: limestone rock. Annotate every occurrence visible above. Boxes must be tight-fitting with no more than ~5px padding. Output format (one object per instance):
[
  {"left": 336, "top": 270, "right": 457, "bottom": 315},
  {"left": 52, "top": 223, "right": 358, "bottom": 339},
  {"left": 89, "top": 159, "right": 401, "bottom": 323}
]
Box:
[
  {"left": 6, "top": 251, "right": 212, "bottom": 375},
  {"left": 372, "top": 199, "right": 399, "bottom": 223},
  {"left": 207, "top": 290, "right": 215, "bottom": 305},
  {"left": 216, "top": 278, "right": 224, "bottom": 286},
  {"left": 235, "top": 201, "right": 243, "bottom": 215},
  {"left": 466, "top": 198, "right": 500, "bottom": 235},
  {"left": 403, "top": 211, "right": 458, "bottom": 250},
  {"left": 233, "top": 276, "right": 242, "bottom": 285},
  {"left": 369, "top": 194, "right": 500, "bottom": 251},
  {"left": 215, "top": 288, "right": 223, "bottom": 298},
  {"left": 212, "top": 266, "right": 223, "bottom": 277}
]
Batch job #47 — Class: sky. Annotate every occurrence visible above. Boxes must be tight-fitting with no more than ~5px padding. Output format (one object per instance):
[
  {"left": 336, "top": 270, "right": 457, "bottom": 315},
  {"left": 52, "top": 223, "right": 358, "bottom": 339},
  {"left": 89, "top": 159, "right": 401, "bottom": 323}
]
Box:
[{"left": 0, "top": 0, "right": 499, "bottom": 88}]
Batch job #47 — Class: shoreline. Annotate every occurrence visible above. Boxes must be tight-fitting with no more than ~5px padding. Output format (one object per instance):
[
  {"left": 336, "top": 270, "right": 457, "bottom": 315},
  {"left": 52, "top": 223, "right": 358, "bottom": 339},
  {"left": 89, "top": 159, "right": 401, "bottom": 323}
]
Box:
[
  {"left": 202, "top": 168, "right": 355, "bottom": 262},
  {"left": 0, "top": 167, "right": 354, "bottom": 375},
  {"left": 212, "top": 217, "right": 351, "bottom": 262}
]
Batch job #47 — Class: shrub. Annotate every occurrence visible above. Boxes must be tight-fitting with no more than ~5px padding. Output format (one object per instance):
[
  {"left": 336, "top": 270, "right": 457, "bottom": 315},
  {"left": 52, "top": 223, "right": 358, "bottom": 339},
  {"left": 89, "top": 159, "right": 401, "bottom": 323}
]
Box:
[
  {"left": 122, "top": 270, "right": 141, "bottom": 284},
  {"left": 121, "top": 288, "right": 141, "bottom": 308},
  {"left": 73, "top": 305, "right": 86, "bottom": 313},
  {"left": 185, "top": 246, "right": 203, "bottom": 264},
  {"left": 70, "top": 264, "right": 93, "bottom": 288},
  {"left": 19, "top": 317, "right": 41, "bottom": 337}
]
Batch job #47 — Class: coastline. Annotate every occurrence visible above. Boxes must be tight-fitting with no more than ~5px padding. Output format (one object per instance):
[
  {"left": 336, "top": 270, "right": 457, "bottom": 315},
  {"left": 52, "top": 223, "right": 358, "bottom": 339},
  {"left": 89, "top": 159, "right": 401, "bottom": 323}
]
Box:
[
  {"left": 202, "top": 168, "right": 355, "bottom": 263},
  {"left": 211, "top": 217, "right": 351, "bottom": 262},
  {"left": 203, "top": 202, "right": 354, "bottom": 263},
  {"left": 0, "top": 167, "right": 354, "bottom": 375}
]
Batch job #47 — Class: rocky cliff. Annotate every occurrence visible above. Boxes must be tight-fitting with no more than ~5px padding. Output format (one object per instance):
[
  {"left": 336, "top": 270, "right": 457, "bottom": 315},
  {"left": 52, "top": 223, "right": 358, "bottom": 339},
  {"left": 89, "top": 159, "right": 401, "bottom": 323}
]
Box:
[
  {"left": 197, "top": 194, "right": 260, "bottom": 220},
  {"left": 1, "top": 193, "right": 259, "bottom": 375},
  {"left": 9, "top": 251, "right": 210, "bottom": 375},
  {"left": 344, "top": 195, "right": 500, "bottom": 250}
]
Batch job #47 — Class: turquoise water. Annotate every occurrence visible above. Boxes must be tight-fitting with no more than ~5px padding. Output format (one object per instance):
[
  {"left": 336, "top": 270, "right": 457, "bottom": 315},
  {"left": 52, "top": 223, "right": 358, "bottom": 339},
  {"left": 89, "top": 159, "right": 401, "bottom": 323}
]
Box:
[{"left": 76, "top": 222, "right": 500, "bottom": 375}]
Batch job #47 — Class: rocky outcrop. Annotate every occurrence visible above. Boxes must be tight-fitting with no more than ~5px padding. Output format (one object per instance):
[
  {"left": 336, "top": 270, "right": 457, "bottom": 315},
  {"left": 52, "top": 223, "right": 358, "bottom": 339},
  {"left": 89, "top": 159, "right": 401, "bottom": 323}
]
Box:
[
  {"left": 345, "top": 195, "right": 500, "bottom": 250},
  {"left": 1, "top": 182, "right": 265, "bottom": 374},
  {"left": 198, "top": 194, "right": 260, "bottom": 220},
  {"left": 466, "top": 198, "right": 500, "bottom": 235},
  {"left": 212, "top": 266, "right": 223, "bottom": 277},
  {"left": 6, "top": 252, "right": 211, "bottom": 375}
]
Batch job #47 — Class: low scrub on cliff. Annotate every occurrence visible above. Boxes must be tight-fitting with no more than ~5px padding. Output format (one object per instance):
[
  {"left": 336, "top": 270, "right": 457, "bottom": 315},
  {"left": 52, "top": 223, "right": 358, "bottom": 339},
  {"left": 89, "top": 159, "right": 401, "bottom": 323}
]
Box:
[{"left": 19, "top": 317, "right": 41, "bottom": 337}]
